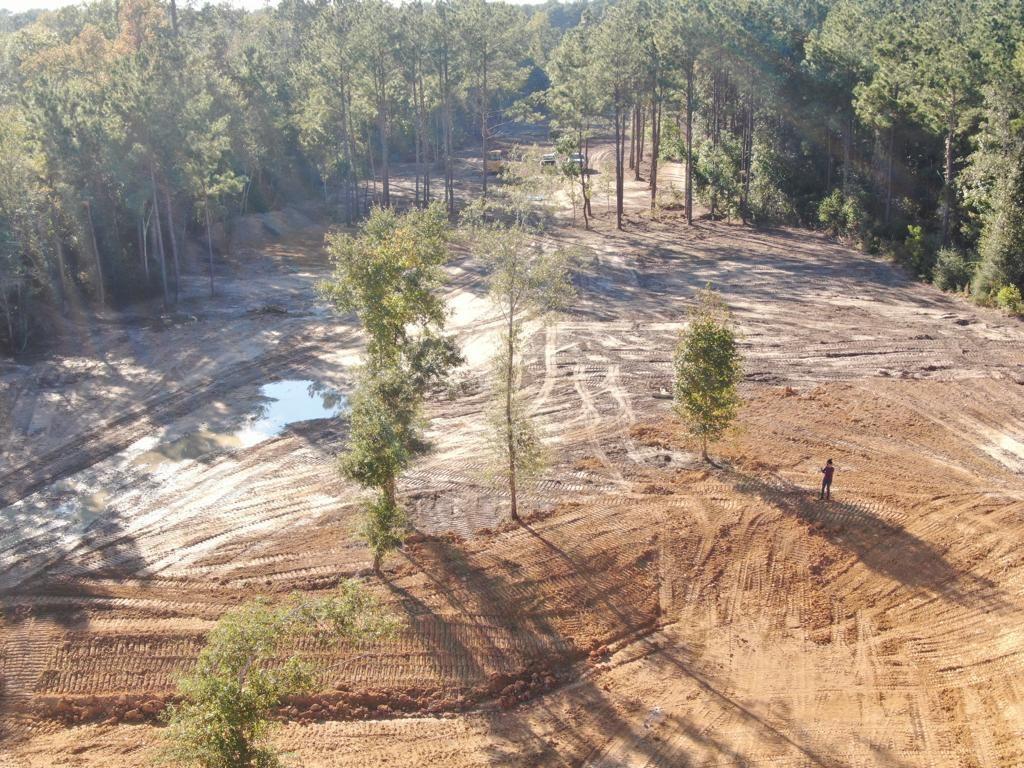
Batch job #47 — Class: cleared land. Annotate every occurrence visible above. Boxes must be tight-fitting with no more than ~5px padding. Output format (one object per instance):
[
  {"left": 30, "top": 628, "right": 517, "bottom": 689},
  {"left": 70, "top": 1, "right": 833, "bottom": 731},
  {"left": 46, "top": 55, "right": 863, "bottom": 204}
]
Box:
[{"left": 2, "top": 158, "right": 1024, "bottom": 767}]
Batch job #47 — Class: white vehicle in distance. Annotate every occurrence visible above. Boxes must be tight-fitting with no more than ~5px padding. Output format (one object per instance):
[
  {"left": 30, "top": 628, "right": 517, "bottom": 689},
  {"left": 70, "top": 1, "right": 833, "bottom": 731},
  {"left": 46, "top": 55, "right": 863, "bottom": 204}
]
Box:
[
  {"left": 568, "top": 152, "right": 585, "bottom": 167},
  {"left": 541, "top": 152, "right": 557, "bottom": 166}
]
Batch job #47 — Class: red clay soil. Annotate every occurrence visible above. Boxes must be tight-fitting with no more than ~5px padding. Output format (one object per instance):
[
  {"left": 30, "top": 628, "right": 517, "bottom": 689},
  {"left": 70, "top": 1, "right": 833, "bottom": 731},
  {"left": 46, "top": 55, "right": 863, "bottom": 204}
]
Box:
[{"left": 3, "top": 163, "right": 1024, "bottom": 766}]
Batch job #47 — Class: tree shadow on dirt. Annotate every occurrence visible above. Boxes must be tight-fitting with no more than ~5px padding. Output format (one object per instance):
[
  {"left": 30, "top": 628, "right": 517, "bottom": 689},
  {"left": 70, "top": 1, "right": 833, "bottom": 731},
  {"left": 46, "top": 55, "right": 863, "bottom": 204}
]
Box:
[
  {"left": 475, "top": 591, "right": 868, "bottom": 766},
  {"left": 382, "top": 550, "right": 489, "bottom": 689},
  {"left": 728, "top": 471, "right": 1015, "bottom": 614},
  {"left": 405, "top": 532, "right": 677, "bottom": 767},
  {"left": 393, "top": 535, "right": 582, "bottom": 689},
  {"left": 556, "top": 218, "right": 977, "bottom": 334},
  {"left": 517, "top": 521, "right": 657, "bottom": 634},
  {"left": 644, "top": 643, "right": 850, "bottom": 767},
  {"left": 387, "top": 523, "right": 659, "bottom": 721},
  {"left": 2, "top": 509, "right": 146, "bottom": 628}
]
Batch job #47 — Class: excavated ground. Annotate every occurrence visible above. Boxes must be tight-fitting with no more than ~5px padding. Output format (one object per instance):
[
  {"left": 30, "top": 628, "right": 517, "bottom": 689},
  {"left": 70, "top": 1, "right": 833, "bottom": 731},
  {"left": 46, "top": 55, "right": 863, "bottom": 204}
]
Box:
[{"left": 2, "top": 159, "right": 1024, "bottom": 767}]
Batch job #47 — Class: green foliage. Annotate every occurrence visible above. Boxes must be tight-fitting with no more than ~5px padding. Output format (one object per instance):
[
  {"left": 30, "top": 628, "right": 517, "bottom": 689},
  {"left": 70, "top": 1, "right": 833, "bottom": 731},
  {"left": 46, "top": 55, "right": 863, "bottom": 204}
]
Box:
[
  {"left": 467, "top": 216, "right": 576, "bottom": 519},
  {"left": 695, "top": 139, "right": 741, "bottom": 219},
  {"left": 324, "top": 202, "right": 460, "bottom": 570},
  {"left": 673, "top": 287, "right": 742, "bottom": 462},
  {"left": 6, "top": 0, "right": 1024, "bottom": 346},
  {"left": 817, "top": 190, "right": 844, "bottom": 236},
  {"left": 973, "top": 146, "right": 1024, "bottom": 298},
  {"left": 360, "top": 491, "right": 410, "bottom": 562},
  {"left": 162, "top": 585, "right": 396, "bottom": 768},
  {"left": 486, "top": 332, "right": 548, "bottom": 482},
  {"left": 339, "top": 366, "right": 422, "bottom": 493},
  {"left": 932, "top": 247, "right": 975, "bottom": 292},
  {"left": 902, "top": 224, "right": 938, "bottom": 280},
  {"left": 748, "top": 141, "right": 798, "bottom": 225},
  {"left": 818, "top": 189, "right": 863, "bottom": 239},
  {"left": 996, "top": 284, "right": 1023, "bottom": 315},
  {"left": 321, "top": 203, "right": 452, "bottom": 368}
]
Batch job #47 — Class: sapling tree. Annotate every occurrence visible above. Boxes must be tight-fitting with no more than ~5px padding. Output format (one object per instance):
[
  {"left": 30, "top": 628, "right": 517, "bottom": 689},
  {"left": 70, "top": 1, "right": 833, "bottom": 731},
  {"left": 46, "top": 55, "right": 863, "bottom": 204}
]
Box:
[
  {"left": 673, "top": 287, "right": 743, "bottom": 463},
  {"left": 556, "top": 135, "right": 587, "bottom": 228},
  {"left": 162, "top": 583, "right": 396, "bottom": 768},
  {"left": 464, "top": 214, "right": 575, "bottom": 521}
]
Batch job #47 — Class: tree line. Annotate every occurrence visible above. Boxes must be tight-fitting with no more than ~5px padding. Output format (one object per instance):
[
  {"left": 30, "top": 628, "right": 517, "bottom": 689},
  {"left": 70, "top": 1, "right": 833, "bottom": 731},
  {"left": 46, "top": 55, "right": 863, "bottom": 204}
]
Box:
[
  {"left": 0, "top": 0, "right": 576, "bottom": 351},
  {"left": 3, "top": 0, "right": 1024, "bottom": 354},
  {"left": 542, "top": 0, "right": 1024, "bottom": 313}
]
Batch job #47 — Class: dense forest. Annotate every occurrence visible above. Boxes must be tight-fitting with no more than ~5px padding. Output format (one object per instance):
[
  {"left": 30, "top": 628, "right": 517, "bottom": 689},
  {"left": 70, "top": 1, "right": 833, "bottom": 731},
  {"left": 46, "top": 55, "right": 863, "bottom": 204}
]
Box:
[{"left": 1, "top": 0, "right": 1022, "bottom": 353}]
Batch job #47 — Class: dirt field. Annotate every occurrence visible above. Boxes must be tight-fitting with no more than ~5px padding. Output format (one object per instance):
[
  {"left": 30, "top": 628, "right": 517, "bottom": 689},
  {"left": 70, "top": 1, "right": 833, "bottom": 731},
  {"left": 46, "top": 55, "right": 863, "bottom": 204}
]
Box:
[{"left": 2, "top": 156, "right": 1024, "bottom": 767}]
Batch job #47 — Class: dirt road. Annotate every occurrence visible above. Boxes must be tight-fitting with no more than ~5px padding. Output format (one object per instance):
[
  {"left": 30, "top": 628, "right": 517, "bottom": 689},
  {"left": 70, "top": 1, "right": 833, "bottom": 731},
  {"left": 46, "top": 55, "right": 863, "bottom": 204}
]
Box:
[{"left": 2, "top": 160, "right": 1024, "bottom": 767}]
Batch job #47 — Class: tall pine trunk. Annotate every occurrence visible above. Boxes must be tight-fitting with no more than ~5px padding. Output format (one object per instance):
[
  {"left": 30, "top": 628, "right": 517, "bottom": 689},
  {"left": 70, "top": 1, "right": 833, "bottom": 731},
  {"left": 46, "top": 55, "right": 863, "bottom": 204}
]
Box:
[
  {"left": 163, "top": 186, "right": 181, "bottom": 304},
  {"left": 441, "top": 47, "right": 455, "bottom": 216},
  {"left": 150, "top": 163, "right": 169, "bottom": 308},
  {"left": 579, "top": 130, "right": 590, "bottom": 229},
  {"left": 584, "top": 133, "right": 593, "bottom": 217},
  {"left": 84, "top": 200, "right": 105, "bottom": 307},
  {"left": 885, "top": 122, "right": 895, "bottom": 226},
  {"left": 842, "top": 114, "right": 852, "bottom": 194},
  {"left": 685, "top": 61, "right": 694, "bottom": 225},
  {"left": 629, "top": 105, "right": 637, "bottom": 171},
  {"left": 481, "top": 56, "right": 489, "bottom": 197},
  {"left": 418, "top": 71, "right": 430, "bottom": 203},
  {"left": 615, "top": 108, "right": 626, "bottom": 230},
  {"left": 711, "top": 69, "right": 720, "bottom": 218},
  {"left": 635, "top": 107, "right": 646, "bottom": 182},
  {"left": 379, "top": 111, "right": 390, "bottom": 208},
  {"left": 505, "top": 321, "right": 518, "bottom": 522},
  {"left": 204, "top": 193, "right": 215, "bottom": 297},
  {"left": 740, "top": 85, "right": 753, "bottom": 223},
  {"left": 649, "top": 95, "right": 661, "bottom": 211},
  {"left": 52, "top": 220, "right": 67, "bottom": 315},
  {"left": 942, "top": 103, "right": 956, "bottom": 244}
]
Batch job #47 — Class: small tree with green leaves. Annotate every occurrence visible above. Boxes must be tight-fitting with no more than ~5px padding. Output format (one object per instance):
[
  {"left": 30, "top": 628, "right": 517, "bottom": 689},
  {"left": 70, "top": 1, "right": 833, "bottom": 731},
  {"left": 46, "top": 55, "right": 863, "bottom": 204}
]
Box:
[
  {"left": 556, "top": 135, "right": 588, "bottom": 228},
  {"left": 496, "top": 144, "right": 561, "bottom": 228},
  {"left": 320, "top": 203, "right": 461, "bottom": 572},
  {"left": 162, "top": 584, "right": 396, "bottom": 768},
  {"left": 673, "top": 288, "right": 743, "bottom": 463},
  {"left": 465, "top": 217, "right": 575, "bottom": 521}
]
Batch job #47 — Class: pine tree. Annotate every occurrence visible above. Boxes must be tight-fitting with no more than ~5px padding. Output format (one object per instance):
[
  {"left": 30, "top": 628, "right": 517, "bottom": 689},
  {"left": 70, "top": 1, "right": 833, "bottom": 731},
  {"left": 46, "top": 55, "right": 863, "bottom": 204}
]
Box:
[{"left": 673, "top": 287, "right": 743, "bottom": 463}]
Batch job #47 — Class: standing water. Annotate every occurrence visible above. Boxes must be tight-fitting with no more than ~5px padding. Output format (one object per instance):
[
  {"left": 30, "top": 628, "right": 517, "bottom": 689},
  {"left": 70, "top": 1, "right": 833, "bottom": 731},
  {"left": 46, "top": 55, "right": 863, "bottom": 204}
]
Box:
[{"left": 233, "top": 379, "right": 347, "bottom": 447}]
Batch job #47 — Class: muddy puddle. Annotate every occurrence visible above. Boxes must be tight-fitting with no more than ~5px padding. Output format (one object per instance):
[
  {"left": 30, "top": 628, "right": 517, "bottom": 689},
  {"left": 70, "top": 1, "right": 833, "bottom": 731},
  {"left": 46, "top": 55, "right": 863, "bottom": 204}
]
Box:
[{"left": 131, "top": 379, "right": 346, "bottom": 469}]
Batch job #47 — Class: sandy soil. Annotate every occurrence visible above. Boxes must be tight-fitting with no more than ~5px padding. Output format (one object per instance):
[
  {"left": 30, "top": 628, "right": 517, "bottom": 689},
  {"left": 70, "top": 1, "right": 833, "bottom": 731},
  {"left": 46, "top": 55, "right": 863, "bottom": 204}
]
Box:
[{"left": 2, "top": 154, "right": 1024, "bottom": 767}]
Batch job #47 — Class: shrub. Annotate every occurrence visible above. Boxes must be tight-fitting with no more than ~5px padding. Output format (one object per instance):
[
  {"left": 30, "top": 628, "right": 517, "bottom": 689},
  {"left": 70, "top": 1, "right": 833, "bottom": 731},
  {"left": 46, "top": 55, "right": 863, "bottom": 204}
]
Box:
[
  {"left": 841, "top": 194, "right": 864, "bottom": 237},
  {"left": 932, "top": 248, "right": 975, "bottom": 292},
  {"left": 996, "top": 284, "right": 1023, "bottom": 315},
  {"left": 817, "top": 189, "right": 863, "bottom": 239},
  {"left": 695, "top": 139, "right": 741, "bottom": 219},
  {"left": 162, "top": 586, "right": 395, "bottom": 768},
  {"left": 901, "top": 224, "right": 938, "bottom": 279},
  {"left": 817, "top": 189, "right": 844, "bottom": 236}
]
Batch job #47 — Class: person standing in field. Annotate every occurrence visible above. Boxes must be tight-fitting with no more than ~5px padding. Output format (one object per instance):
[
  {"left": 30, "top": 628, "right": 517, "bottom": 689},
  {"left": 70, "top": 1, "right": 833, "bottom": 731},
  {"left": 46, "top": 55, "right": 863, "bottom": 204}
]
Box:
[{"left": 820, "top": 458, "right": 835, "bottom": 500}]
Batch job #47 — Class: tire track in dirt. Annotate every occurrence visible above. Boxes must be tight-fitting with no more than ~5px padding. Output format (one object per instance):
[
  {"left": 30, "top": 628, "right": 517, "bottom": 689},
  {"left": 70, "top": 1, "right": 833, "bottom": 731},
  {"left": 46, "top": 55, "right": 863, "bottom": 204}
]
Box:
[
  {"left": 6, "top": 192, "right": 1024, "bottom": 766},
  {"left": 0, "top": 334, "right": 341, "bottom": 510}
]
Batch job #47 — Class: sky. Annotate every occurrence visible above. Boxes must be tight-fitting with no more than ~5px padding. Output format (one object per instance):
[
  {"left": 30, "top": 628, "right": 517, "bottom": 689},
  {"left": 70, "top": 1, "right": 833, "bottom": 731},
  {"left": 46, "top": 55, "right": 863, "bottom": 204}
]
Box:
[
  {"left": 1, "top": 0, "right": 544, "bottom": 12},
  {"left": 1, "top": 0, "right": 268, "bottom": 9}
]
